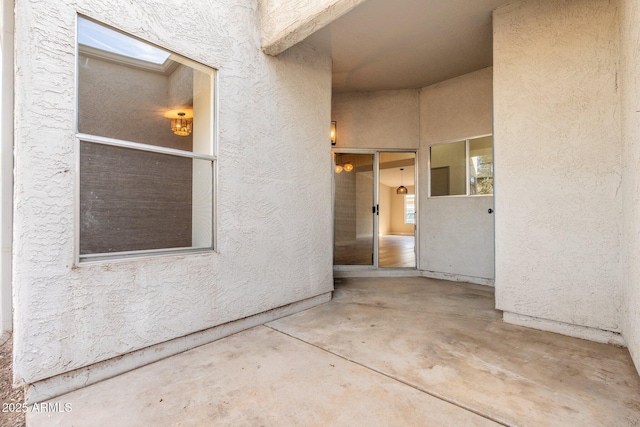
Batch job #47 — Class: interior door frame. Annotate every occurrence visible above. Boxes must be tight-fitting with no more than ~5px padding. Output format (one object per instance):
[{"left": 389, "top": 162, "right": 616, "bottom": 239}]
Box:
[{"left": 332, "top": 148, "right": 418, "bottom": 271}]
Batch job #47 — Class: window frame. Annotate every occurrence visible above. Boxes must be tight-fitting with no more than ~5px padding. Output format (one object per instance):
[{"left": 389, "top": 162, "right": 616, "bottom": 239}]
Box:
[
  {"left": 74, "top": 15, "right": 218, "bottom": 264},
  {"left": 428, "top": 134, "right": 493, "bottom": 198}
]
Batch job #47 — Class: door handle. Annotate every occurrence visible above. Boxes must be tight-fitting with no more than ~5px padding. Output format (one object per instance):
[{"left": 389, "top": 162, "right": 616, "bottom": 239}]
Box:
[{"left": 488, "top": 208, "right": 494, "bottom": 214}]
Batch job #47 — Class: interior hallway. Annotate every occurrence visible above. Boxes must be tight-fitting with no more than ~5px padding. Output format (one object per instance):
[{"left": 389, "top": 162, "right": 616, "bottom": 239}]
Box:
[{"left": 29, "top": 278, "right": 640, "bottom": 426}]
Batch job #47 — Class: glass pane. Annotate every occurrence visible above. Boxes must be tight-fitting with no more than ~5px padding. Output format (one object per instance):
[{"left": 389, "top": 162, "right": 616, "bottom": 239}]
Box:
[
  {"left": 378, "top": 152, "right": 416, "bottom": 268},
  {"left": 77, "top": 17, "right": 214, "bottom": 155},
  {"left": 469, "top": 136, "right": 493, "bottom": 195},
  {"left": 79, "top": 141, "right": 212, "bottom": 255},
  {"left": 430, "top": 141, "right": 466, "bottom": 196},
  {"left": 334, "top": 153, "right": 374, "bottom": 266}
]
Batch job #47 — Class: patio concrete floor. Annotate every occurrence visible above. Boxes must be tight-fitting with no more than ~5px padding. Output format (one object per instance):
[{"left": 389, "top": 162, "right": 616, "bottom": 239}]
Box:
[{"left": 29, "top": 277, "right": 640, "bottom": 426}]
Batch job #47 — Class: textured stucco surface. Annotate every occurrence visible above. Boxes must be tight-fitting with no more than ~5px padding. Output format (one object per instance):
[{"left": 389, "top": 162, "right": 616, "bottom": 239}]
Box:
[
  {"left": 620, "top": 0, "right": 640, "bottom": 371},
  {"left": 259, "top": 0, "right": 366, "bottom": 55},
  {"left": 331, "top": 90, "right": 420, "bottom": 149},
  {"left": 493, "top": 0, "right": 622, "bottom": 332},
  {"left": 420, "top": 68, "right": 495, "bottom": 280},
  {"left": 13, "top": 0, "right": 332, "bottom": 385}
]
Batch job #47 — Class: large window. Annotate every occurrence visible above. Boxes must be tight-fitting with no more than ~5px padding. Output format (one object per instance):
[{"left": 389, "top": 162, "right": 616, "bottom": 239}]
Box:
[
  {"left": 429, "top": 136, "right": 493, "bottom": 197},
  {"left": 76, "top": 17, "right": 216, "bottom": 261}
]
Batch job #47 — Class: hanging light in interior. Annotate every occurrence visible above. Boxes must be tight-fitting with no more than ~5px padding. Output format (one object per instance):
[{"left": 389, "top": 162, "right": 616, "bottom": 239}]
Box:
[
  {"left": 397, "top": 168, "right": 408, "bottom": 194},
  {"left": 165, "top": 108, "right": 194, "bottom": 137},
  {"left": 335, "top": 154, "right": 354, "bottom": 174}
]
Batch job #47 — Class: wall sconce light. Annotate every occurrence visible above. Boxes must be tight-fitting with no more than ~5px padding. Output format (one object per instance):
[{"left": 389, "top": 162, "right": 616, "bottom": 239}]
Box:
[
  {"left": 165, "top": 109, "right": 193, "bottom": 137},
  {"left": 343, "top": 162, "right": 353, "bottom": 172},
  {"left": 331, "top": 121, "right": 337, "bottom": 145}
]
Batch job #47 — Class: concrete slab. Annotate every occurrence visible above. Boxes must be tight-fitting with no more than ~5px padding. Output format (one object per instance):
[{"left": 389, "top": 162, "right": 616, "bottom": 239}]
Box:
[
  {"left": 28, "top": 325, "right": 499, "bottom": 427},
  {"left": 268, "top": 277, "right": 640, "bottom": 427}
]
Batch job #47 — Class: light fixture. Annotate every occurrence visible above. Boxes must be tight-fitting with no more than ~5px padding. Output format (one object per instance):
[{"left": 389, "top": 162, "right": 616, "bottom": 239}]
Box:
[
  {"left": 335, "top": 153, "right": 353, "bottom": 174},
  {"left": 331, "top": 121, "right": 337, "bottom": 145},
  {"left": 397, "top": 168, "right": 408, "bottom": 194},
  {"left": 165, "top": 108, "right": 194, "bottom": 137}
]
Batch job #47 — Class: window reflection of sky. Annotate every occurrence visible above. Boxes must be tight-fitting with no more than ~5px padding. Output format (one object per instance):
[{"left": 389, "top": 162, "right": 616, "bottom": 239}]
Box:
[{"left": 78, "top": 17, "right": 169, "bottom": 64}]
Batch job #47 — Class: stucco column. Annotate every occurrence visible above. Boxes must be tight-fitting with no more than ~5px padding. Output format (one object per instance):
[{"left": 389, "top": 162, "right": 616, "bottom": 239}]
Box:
[{"left": 0, "top": 0, "right": 14, "bottom": 338}]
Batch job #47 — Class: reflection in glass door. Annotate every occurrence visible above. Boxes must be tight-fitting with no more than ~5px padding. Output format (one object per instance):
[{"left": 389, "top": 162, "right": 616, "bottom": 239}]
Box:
[{"left": 333, "top": 153, "right": 375, "bottom": 266}]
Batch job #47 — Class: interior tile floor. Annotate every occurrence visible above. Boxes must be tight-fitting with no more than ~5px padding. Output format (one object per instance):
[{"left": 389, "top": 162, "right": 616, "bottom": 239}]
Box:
[{"left": 29, "top": 277, "right": 640, "bottom": 427}]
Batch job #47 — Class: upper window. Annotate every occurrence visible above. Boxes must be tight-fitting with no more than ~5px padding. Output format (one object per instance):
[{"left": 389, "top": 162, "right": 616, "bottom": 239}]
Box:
[
  {"left": 76, "top": 17, "right": 216, "bottom": 261},
  {"left": 429, "top": 136, "right": 493, "bottom": 197}
]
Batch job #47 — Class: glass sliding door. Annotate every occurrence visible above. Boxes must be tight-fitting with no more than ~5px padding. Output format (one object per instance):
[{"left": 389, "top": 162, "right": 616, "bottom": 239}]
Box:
[
  {"left": 378, "top": 152, "right": 416, "bottom": 268},
  {"left": 333, "top": 152, "right": 375, "bottom": 266}
]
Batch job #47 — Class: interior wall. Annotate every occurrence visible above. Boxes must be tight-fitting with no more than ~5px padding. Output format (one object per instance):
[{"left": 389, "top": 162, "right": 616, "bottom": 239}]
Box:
[
  {"left": 493, "top": 0, "right": 622, "bottom": 333},
  {"left": 13, "top": 0, "right": 333, "bottom": 387},
  {"left": 419, "top": 67, "right": 494, "bottom": 280},
  {"left": 620, "top": 0, "right": 640, "bottom": 371},
  {"left": 430, "top": 142, "right": 467, "bottom": 196},
  {"left": 78, "top": 55, "right": 192, "bottom": 150}
]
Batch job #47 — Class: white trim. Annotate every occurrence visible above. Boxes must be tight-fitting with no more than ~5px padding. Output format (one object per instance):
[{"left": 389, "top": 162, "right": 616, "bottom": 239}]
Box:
[
  {"left": 79, "top": 247, "right": 213, "bottom": 263},
  {"left": 77, "top": 134, "right": 216, "bottom": 161},
  {"left": 503, "top": 312, "right": 626, "bottom": 347},
  {"left": 24, "top": 292, "right": 333, "bottom": 404}
]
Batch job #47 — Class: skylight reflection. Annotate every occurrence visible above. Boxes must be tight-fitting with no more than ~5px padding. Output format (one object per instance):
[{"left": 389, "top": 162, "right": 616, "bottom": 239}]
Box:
[{"left": 78, "top": 17, "right": 170, "bottom": 64}]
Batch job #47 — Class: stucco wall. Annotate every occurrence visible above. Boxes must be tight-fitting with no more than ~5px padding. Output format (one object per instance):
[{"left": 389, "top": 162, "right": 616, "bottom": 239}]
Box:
[
  {"left": 13, "top": 0, "right": 332, "bottom": 385},
  {"left": 331, "top": 90, "right": 420, "bottom": 150},
  {"left": 259, "top": 0, "right": 365, "bottom": 55},
  {"left": 419, "top": 68, "right": 494, "bottom": 280},
  {"left": 621, "top": 0, "right": 640, "bottom": 370},
  {"left": 493, "top": 0, "right": 622, "bottom": 332}
]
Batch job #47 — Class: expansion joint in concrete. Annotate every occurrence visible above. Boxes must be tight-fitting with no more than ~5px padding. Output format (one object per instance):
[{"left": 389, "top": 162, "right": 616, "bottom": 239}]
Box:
[{"left": 264, "top": 325, "right": 512, "bottom": 427}]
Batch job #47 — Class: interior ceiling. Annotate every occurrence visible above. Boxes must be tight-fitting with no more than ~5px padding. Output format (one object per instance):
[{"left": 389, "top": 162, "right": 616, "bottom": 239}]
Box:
[
  {"left": 304, "top": 0, "right": 511, "bottom": 93},
  {"left": 379, "top": 166, "right": 415, "bottom": 188}
]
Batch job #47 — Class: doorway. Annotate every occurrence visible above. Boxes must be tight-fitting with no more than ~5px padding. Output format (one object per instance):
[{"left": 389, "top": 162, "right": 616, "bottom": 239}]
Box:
[{"left": 333, "top": 150, "right": 417, "bottom": 269}]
